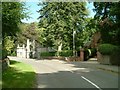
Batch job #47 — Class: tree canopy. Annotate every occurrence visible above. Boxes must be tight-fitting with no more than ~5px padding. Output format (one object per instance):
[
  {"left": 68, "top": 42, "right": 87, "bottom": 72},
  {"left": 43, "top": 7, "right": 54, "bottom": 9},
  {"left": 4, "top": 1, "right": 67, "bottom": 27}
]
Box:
[
  {"left": 93, "top": 2, "right": 120, "bottom": 45},
  {"left": 38, "top": 2, "right": 88, "bottom": 51},
  {"left": 2, "top": 2, "right": 28, "bottom": 59},
  {"left": 2, "top": 2, "right": 28, "bottom": 38}
]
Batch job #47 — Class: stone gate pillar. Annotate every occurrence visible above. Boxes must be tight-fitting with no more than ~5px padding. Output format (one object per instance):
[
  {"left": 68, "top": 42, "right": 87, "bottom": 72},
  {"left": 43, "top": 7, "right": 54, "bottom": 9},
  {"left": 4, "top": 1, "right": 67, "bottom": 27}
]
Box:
[{"left": 80, "top": 48, "right": 84, "bottom": 61}]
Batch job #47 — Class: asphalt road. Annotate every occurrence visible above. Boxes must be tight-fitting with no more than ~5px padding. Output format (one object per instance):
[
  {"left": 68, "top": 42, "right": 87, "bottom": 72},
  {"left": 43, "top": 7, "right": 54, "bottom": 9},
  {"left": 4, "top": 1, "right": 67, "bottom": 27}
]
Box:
[{"left": 8, "top": 57, "right": 119, "bottom": 89}]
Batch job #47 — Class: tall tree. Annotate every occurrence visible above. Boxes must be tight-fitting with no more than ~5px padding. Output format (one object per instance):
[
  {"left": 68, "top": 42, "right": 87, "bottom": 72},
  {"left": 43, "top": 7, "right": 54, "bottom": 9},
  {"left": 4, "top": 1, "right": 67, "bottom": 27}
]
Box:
[
  {"left": 93, "top": 2, "right": 120, "bottom": 45},
  {"left": 38, "top": 2, "right": 88, "bottom": 53},
  {"left": 16, "top": 22, "right": 41, "bottom": 46},
  {"left": 2, "top": 2, "right": 28, "bottom": 59},
  {"left": 2, "top": 2, "right": 27, "bottom": 38}
]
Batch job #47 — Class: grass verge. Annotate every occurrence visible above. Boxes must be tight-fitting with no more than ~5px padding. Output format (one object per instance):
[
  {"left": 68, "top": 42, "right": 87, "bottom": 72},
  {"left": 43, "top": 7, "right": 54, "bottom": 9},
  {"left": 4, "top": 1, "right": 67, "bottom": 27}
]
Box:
[{"left": 2, "top": 60, "right": 36, "bottom": 88}]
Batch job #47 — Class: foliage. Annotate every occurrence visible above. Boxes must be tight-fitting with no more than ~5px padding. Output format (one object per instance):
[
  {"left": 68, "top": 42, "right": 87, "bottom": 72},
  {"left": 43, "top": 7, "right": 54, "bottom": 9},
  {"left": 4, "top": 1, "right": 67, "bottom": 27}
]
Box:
[
  {"left": 10, "top": 51, "right": 16, "bottom": 56},
  {"left": 110, "top": 46, "right": 120, "bottom": 65},
  {"left": 38, "top": 2, "right": 88, "bottom": 51},
  {"left": 80, "top": 18, "right": 98, "bottom": 46},
  {"left": 1, "top": 49, "right": 7, "bottom": 59},
  {"left": 40, "top": 52, "right": 56, "bottom": 57},
  {"left": 93, "top": 2, "right": 120, "bottom": 45},
  {"left": 16, "top": 22, "right": 41, "bottom": 46},
  {"left": 59, "top": 50, "right": 73, "bottom": 57},
  {"left": 2, "top": 2, "right": 28, "bottom": 59},
  {"left": 84, "top": 48, "right": 90, "bottom": 61},
  {"left": 2, "top": 2, "right": 28, "bottom": 38},
  {"left": 90, "top": 48, "right": 97, "bottom": 57},
  {"left": 4, "top": 36, "right": 14, "bottom": 55},
  {"left": 40, "top": 50, "right": 73, "bottom": 57},
  {"left": 2, "top": 60, "right": 36, "bottom": 88},
  {"left": 98, "top": 44, "right": 117, "bottom": 55}
]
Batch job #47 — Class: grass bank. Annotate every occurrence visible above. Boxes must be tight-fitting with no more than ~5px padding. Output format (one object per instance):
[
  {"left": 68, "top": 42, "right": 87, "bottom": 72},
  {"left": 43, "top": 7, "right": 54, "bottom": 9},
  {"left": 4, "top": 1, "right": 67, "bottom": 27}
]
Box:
[{"left": 2, "top": 60, "right": 36, "bottom": 88}]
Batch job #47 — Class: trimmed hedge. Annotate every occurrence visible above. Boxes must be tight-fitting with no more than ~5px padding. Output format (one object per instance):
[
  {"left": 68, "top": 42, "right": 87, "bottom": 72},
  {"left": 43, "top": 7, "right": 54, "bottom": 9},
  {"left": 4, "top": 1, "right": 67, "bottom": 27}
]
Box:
[
  {"left": 40, "top": 50, "right": 73, "bottom": 57},
  {"left": 98, "top": 44, "right": 120, "bottom": 65},
  {"left": 40, "top": 52, "right": 56, "bottom": 57},
  {"left": 110, "top": 46, "right": 120, "bottom": 65},
  {"left": 59, "top": 50, "right": 73, "bottom": 57},
  {"left": 98, "top": 44, "right": 117, "bottom": 55}
]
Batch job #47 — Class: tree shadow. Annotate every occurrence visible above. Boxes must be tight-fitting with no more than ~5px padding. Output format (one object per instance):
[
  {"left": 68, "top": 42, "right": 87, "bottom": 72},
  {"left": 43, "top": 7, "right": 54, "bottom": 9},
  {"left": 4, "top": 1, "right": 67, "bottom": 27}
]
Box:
[
  {"left": 36, "top": 70, "right": 118, "bottom": 89},
  {"left": 2, "top": 64, "right": 36, "bottom": 88},
  {"left": 35, "top": 60, "right": 118, "bottom": 89},
  {"left": 9, "top": 60, "right": 21, "bottom": 65},
  {"left": 36, "top": 70, "right": 96, "bottom": 89}
]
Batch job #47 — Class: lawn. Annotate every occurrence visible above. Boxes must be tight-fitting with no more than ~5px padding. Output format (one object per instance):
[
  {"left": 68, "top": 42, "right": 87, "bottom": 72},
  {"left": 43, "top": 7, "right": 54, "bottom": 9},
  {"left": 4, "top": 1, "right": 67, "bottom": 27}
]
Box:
[{"left": 2, "top": 60, "right": 36, "bottom": 88}]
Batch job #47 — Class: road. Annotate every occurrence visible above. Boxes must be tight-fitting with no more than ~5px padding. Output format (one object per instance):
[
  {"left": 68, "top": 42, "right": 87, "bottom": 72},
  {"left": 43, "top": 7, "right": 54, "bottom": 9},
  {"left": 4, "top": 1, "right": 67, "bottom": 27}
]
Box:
[{"left": 8, "top": 56, "right": 119, "bottom": 89}]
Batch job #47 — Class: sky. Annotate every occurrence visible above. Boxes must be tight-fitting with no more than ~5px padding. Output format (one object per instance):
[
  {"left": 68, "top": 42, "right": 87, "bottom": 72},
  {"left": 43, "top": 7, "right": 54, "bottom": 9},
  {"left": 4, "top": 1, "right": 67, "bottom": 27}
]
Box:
[{"left": 22, "top": 2, "right": 95, "bottom": 23}]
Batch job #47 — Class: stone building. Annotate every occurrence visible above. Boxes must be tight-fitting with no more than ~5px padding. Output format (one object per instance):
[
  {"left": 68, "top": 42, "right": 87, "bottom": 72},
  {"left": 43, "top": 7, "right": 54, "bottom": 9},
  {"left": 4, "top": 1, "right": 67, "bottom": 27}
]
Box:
[
  {"left": 17, "top": 39, "right": 54, "bottom": 59},
  {"left": 17, "top": 39, "right": 34, "bottom": 58}
]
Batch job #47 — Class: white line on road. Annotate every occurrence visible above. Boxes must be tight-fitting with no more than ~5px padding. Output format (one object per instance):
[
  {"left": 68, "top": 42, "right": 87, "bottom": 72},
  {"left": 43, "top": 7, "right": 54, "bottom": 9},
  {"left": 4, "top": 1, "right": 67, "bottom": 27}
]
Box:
[{"left": 81, "top": 76, "right": 102, "bottom": 90}]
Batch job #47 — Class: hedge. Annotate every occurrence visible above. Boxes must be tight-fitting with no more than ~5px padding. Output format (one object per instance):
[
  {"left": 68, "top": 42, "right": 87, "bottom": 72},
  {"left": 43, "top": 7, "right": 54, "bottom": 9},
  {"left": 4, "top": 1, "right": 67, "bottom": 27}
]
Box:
[
  {"left": 40, "top": 52, "right": 56, "bottom": 57},
  {"left": 40, "top": 50, "right": 73, "bottom": 57},
  {"left": 98, "top": 44, "right": 117, "bottom": 55},
  {"left": 110, "top": 46, "right": 120, "bottom": 65},
  {"left": 59, "top": 50, "right": 73, "bottom": 57},
  {"left": 98, "top": 44, "right": 120, "bottom": 65}
]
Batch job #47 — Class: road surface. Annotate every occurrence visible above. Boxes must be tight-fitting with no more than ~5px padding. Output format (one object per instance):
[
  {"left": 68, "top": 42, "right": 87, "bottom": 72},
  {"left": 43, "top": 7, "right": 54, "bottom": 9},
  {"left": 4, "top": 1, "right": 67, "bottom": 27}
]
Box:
[{"left": 8, "top": 57, "right": 119, "bottom": 89}]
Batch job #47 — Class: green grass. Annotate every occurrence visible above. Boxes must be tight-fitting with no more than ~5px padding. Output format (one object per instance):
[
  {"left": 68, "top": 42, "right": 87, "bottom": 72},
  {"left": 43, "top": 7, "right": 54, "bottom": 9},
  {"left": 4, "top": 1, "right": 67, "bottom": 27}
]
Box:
[{"left": 2, "top": 60, "right": 36, "bottom": 88}]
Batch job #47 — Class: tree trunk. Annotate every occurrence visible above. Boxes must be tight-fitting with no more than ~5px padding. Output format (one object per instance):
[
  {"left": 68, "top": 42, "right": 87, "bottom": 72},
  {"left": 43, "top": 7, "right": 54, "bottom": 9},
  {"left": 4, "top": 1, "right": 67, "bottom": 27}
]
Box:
[{"left": 57, "top": 42, "right": 62, "bottom": 57}]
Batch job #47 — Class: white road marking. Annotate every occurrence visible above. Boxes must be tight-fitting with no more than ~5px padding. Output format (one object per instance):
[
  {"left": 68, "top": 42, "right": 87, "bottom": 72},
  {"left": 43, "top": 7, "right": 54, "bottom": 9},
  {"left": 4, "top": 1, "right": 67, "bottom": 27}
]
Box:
[
  {"left": 81, "top": 76, "right": 102, "bottom": 90},
  {"left": 69, "top": 70, "right": 102, "bottom": 90}
]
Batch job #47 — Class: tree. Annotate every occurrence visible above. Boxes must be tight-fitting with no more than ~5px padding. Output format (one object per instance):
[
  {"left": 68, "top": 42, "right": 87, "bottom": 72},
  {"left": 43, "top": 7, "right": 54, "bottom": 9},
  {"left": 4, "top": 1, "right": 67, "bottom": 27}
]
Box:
[
  {"left": 4, "top": 36, "right": 14, "bottom": 55},
  {"left": 38, "top": 2, "right": 88, "bottom": 55},
  {"left": 16, "top": 22, "right": 41, "bottom": 47},
  {"left": 2, "top": 2, "right": 27, "bottom": 38},
  {"left": 2, "top": 2, "right": 28, "bottom": 59},
  {"left": 93, "top": 2, "right": 120, "bottom": 45}
]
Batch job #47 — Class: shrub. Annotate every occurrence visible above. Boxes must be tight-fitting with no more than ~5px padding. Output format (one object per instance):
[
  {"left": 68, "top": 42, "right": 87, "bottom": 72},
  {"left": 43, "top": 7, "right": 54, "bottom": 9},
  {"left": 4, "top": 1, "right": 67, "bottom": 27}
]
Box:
[
  {"left": 98, "top": 44, "right": 117, "bottom": 55},
  {"left": 40, "top": 50, "right": 73, "bottom": 57},
  {"left": 90, "top": 48, "right": 97, "bottom": 57},
  {"left": 59, "top": 50, "right": 73, "bottom": 57},
  {"left": 40, "top": 52, "right": 56, "bottom": 57},
  {"left": 10, "top": 51, "right": 16, "bottom": 56},
  {"left": 110, "top": 46, "right": 120, "bottom": 65},
  {"left": 2, "top": 49, "right": 8, "bottom": 59}
]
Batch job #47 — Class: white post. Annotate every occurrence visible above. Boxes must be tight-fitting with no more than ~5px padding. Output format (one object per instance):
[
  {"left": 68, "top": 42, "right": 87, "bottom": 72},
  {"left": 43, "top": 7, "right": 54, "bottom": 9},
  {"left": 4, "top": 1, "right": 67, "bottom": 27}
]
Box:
[
  {"left": 73, "top": 30, "right": 76, "bottom": 57},
  {"left": 26, "top": 39, "right": 30, "bottom": 58},
  {"left": 32, "top": 40, "right": 35, "bottom": 58}
]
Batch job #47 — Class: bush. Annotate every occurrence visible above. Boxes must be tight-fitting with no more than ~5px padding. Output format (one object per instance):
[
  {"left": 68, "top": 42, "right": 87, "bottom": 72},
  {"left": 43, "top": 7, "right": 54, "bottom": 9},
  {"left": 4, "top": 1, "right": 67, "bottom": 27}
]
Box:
[
  {"left": 59, "top": 50, "right": 73, "bottom": 57},
  {"left": 98, "top": 44, "right": 117, "bottom": 55},
  {"left": 9, "top": 51, "right": 16, "bottom": 56},
  {"left": 2, "top": 49, "right": 8, "bottom": 59},
  {"left": 40, "top": 52, "right": 56, "bottom": 57},
  {"left": 90, "top": 48, "right": 97, "bottom": 57},
  {"left": 110, "top": 46, "right": 120, "bottom": 65},
  {"left": 40, "top": 50, "right": 73, "bottom": 57}
]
